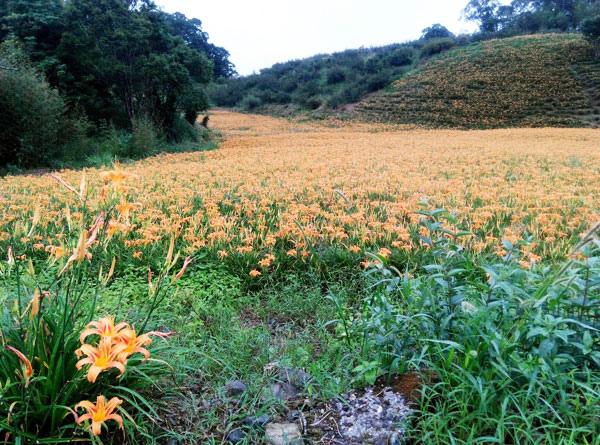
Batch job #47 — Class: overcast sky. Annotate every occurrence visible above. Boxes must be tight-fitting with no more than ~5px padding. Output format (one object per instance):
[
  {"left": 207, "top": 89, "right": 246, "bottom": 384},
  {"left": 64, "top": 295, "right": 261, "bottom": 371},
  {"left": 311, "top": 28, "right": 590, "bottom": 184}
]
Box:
[{"left": 156, "top": 1, "right": 496, "bottom": 75}]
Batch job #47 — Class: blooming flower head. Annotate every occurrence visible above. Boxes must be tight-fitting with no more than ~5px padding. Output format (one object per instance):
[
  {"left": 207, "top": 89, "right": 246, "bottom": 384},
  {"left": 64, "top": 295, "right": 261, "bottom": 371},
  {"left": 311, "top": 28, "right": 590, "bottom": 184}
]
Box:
[
  {"left": 116, "top": 328, "right": 172, "bottom": 361},
  {"left": 378, "top": 247, "right": 392, "bottom": 258},
  {"left": 75, "top": 395, "right": 124, "bottom": 436},
  {"left": 249, "top": 269, "right": 261, "bottom": 278},
  {"left": 79, "top": 317, "right": 130, "bottom": 344},
  {"left": 75, "top": 338, "right": 127, "bottom": 383}
]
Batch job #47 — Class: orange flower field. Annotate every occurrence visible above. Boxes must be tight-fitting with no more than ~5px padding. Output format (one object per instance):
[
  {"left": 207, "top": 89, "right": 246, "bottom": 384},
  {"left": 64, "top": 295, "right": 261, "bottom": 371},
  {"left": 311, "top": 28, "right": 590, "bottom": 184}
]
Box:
[{"left": 1, "top": 111, "right": 599, "bottom": 270}]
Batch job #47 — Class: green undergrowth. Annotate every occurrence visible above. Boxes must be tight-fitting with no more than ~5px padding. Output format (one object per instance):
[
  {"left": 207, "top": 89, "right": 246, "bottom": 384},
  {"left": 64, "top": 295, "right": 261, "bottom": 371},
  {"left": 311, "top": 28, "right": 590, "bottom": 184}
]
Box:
[{"left": 88, "top": 212, "right": 599, "bottom": 444}]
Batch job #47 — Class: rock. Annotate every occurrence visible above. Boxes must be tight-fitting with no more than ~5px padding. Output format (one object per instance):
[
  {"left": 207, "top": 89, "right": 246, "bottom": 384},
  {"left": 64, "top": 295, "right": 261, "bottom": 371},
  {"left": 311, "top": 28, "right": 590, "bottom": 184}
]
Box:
[
  {"left": 389, "top": 432, "right": 402, "bottom": 445},
  {"left": 270, "top": 382, "right": 299, "bottom": 401},
  {"left": 279, "top": 367, "right": 311, "bottom": 387},
  {"left": 226, "top": 428, "right": 245, "bottom": 443},
  {"left": 244, "top": 414, "right": 270, "bottom": 427},
  {"left": 225, "top": 380, "right": 247, "bottom": 396},
  {"left": 264, "top": 423, "right": 303, "bottom": 445}
]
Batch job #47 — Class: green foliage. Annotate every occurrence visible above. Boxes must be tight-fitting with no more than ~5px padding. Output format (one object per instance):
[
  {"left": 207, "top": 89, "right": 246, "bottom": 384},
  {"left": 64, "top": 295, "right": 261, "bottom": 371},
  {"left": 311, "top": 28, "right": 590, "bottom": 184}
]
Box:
[
  {"left": 465, "top": 0, "right": 600, "bottom": 36},
  {"left": 582, "top": 15, "right": 600, "bottom": 58},
  {"left": 0, "top": 0, "right": 231, "bottom": 169},
  {"left": 421, "top": 24, "right": 455, "bottom": 40},
  {"left": 210, "top": 43, "right": 423, "bottom": 112},
  {"left": 129, "top": 117, "right": 161, "bottom": 159},
  {"left": 420, "top": 37, "right": 456, "bottom": 58},
  {"left": 0, "top": 40, "right": 80, "bottom": 168},
  {"left": 329, "top": 210, "right": 600, "bottom": 444}
]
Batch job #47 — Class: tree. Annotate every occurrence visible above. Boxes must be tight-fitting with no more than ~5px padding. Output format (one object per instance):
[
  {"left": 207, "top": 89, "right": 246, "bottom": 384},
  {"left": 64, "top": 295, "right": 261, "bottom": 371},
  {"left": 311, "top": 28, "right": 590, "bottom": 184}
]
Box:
[
  {"left": 56, "top": 0, "right": 214, "bottom": 137},
  {"left": 0, "top": 40, "right": 69, "bottom": 167},
  {"left": 421, "top": 24, "right": 454, "bottom": 40},
  {"left": 464, "top": 0, "right": 501, "bottom": 33},
  {"left": 164, "top": 12, "right": 236, "bottom": 78},
  {"left": 0, "top": 0, "right": 64, "bottom": 80},
  {"left": 582, "top": 15, "right": 600, "bottom": 58}
]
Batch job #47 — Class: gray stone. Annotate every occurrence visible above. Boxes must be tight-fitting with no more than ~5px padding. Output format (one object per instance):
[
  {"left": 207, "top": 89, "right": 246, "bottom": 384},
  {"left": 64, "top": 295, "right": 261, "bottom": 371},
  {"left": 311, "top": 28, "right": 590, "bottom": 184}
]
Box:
[
  {"left": 244, "top": 414, "right": 270, "bottom": 427},
  {"left": 226, "top": 428, "right": 245, "bottom": 443},
  {"left": 389, "top": 432, "right": 402, "bottom": 445},
  {"left": 270, "top": 382, "right": 299, "bottom": 401},
  {"left": 225, "top": 380, "right": 247, "bottom": 396},
  {"left": 279, "top": 367, "right": 311, "bottom": 387},
  {"left": 264, "top": 423, "right": 303, "bottom": 445}
]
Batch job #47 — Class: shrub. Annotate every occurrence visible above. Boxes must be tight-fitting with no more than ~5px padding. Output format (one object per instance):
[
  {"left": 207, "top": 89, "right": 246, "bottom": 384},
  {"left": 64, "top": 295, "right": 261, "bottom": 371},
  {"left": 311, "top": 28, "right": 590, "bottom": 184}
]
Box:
[
  {"left": 420, "top": 37, "right": 456, "bottom": 58},
  {"left": 128, "top": 116, "right": 161, "bottom": 158},
  {"left": 240, "top": 94, "right": 263, "bottom": 111},
  {"left": 386, "top": 47, "right": 415, "bottom": 67},
  {"left": 421, "top": 24, "right": 454, "bottom": 40},
  {"left": 326, "top": 68, "right": 346, "bottom": 84},
  {"left": 333, "top": 210, "right": 600, "bottom": 444},
  {"left": 0, "top": 41, "right": 67, "bottom": 168}
]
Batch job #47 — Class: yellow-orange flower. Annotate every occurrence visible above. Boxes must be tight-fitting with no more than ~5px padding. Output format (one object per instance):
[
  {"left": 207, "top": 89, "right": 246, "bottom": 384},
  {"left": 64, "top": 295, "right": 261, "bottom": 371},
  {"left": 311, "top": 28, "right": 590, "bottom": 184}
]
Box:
[
  {"left": 249, "top": 269, "right": 261, "bottom": 278},
  {"left": 75, "top": 338, "right": 127, "bottom": 383},
  {"left": 378, "top": 247, "right": 392, "bottom": 258},
  {"left": 75, "top": 395, "right": 124, "bottom": 436},
  {"left": 117, "top": 328, "right": 172, "bottom": 361},
  {"left": 79, "top": 317, "right": 130, "bottom": 344}
]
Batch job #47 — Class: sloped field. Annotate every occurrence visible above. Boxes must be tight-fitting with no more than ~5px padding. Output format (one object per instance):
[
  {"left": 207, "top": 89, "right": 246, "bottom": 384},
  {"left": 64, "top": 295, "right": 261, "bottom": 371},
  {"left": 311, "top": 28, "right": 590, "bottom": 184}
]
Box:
[{"left": 357, "top": 34, "right": 600, "bottom": 128}]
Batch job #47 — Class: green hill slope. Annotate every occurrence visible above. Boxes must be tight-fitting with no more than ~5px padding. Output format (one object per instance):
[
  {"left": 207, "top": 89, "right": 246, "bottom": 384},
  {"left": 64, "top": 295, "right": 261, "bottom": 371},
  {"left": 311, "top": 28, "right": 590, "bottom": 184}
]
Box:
[{"left": 356, "top": 34, "right": 600, "bottom": 128}]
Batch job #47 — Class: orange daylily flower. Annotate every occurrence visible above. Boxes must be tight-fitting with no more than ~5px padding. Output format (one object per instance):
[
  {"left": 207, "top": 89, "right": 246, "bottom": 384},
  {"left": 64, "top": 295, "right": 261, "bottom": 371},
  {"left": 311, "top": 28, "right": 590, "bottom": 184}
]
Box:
[
  {"left": 75, "top": 338, "right": 127, "bottom": 383},
  {"left": 75, "top": 395, "right": 124, "bottom": 436},
  {"left": 79, "top": 317, "right": 130, "bottom": 344},
  {"left": 117, "top": 328, "right": 172, "bottom": 361},
  {"left": 5, "top": 346, "right": 33, "bottom": 386},
  {"left": 249, "top": 269, "right": 261, "bottom": 278}
]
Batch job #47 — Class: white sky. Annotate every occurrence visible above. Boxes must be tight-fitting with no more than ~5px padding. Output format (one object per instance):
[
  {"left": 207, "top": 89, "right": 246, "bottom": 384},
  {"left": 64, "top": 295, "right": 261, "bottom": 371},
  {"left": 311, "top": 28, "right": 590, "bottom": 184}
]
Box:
[{"left": 156, "top": 1, "right": 501, "bottom": 75}]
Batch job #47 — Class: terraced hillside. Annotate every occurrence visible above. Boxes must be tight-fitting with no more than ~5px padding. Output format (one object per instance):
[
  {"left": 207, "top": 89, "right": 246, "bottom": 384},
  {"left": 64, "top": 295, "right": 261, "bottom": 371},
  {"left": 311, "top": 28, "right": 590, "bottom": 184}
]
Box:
[{"left": 356, "top": 34, "right": 600, "bottom": 128}]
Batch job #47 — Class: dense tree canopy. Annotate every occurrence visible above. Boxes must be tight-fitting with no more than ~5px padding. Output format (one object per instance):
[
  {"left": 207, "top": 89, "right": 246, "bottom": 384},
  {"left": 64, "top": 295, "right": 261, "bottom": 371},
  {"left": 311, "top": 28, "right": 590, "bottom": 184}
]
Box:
[{"left": 0, "top": 0, "right": 234, "bottom": 139}]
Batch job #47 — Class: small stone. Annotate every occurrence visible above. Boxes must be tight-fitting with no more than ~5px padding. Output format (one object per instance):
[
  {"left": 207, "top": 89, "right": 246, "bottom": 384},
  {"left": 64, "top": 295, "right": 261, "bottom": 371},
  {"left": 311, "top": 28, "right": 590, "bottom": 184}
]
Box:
[
  {"left": 279, "top": 367, "right": 311, "bottom": 387},
  {"left": 225, "top": 380, "right": 247, "bottom": 396},
  {"left": 389, "top": 432, "right": 402, "bottom": 445},
  {"left": 286, "top": 410, "right": 302, "bottom": 422},
  {"left": 265, "top": 423, "right": 303, "bottom": 445},
  {"left": 244, "top": 414, "right": 270, "bottom": 427},
  {"left": 270, "top": 382, "right": 299, "bottom": 401},
  {"left": 226, "top": 428, "right": 245, "bottom": 443}
]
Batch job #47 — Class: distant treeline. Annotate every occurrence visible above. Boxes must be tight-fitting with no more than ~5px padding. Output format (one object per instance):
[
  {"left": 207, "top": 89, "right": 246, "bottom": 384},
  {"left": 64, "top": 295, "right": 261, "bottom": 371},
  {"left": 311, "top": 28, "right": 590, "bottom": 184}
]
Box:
[
  {"left": 0, "top": 0, "right": 234, "bottom": 169},
  {"left": 210, "top": 0, "right": 600, "bottom": 114}
]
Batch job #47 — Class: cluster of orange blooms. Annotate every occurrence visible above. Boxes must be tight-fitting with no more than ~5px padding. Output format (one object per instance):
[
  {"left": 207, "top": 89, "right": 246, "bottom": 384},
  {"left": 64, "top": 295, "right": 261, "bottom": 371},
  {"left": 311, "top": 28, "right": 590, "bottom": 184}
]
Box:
[
  {"left": 73, "top": 317, "right": 170, "bottom": 436},
  {"left": 1, "top": 111, "right": 599, "bottom": 276},
  {"left": 75, "top": 316, "right": 170, "bottom": 383},
  {"left": 6, "top": 317, "right": 170, "bottom": 436}
]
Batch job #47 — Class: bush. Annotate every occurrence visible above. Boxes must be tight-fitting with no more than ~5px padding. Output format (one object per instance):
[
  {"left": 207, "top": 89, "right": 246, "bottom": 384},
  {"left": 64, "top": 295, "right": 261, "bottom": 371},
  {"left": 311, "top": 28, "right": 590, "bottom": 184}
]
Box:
[
  {"left": 326, "top": 68, "right": 346, "bottom": 84},
  {"left": 582, "top": 15, "right": 600, "bottom": 58},
  {"left": 332, "top": 210, "right": 600, "bottom": 444},
  {"left": 128, "top": 116, "right": 161, "bottom": 158},
  {"left": 421, "top": 24, "right": 454, "bottom": 40},
  {"left": 386, "top": 47, "right": 415, "bottom": 67},
  {"left": 240, "top": 94, "right": 263, "bottom": 111},
  {"left": 420, "top": 37, "right": 456, "bottom": 58},
  {"left": 0, "top": 41, "right": 67, "bottom": 168}
]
